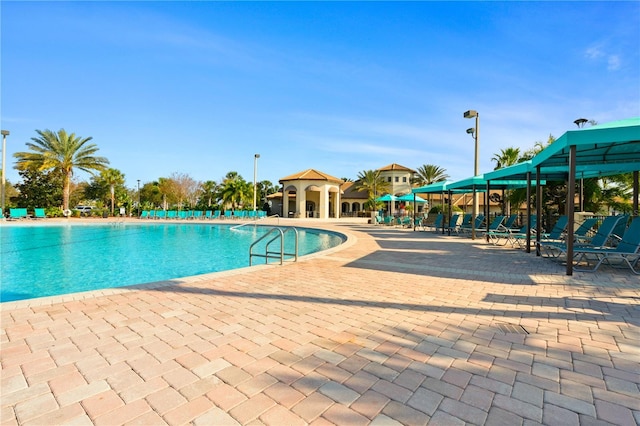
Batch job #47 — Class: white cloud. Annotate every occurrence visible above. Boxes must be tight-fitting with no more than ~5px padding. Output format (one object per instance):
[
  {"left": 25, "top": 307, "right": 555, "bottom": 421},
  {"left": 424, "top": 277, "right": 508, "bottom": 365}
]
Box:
[
  {"left": 585, "top": 45, "right": 604, "bottom": 59},
  {"left": 607, "top": 55, "right": 621, "bottom": 71}
]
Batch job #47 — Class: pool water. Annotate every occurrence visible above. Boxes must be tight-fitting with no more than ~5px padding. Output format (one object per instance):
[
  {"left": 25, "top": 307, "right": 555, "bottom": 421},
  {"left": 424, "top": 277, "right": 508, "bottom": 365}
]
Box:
[{"left": 1, "top": 223, "right": 345, "bottom": 302}]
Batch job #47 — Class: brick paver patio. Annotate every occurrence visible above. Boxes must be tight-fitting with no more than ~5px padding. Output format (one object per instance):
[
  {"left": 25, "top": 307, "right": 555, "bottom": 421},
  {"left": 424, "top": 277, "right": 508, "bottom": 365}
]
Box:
[{"left": 1, "top": 219, "right": 639, "bottom": 425}]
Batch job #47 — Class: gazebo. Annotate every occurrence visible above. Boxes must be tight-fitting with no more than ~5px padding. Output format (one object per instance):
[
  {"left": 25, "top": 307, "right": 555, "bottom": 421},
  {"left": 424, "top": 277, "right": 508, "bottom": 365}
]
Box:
[{"left": 279, "top": 169, "right": 344, "bottom": 219}]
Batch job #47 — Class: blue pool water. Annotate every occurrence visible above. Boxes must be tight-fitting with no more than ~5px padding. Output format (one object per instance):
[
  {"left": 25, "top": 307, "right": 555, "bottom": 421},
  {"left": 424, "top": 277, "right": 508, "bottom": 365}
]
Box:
[{"left": 1, "top": 223, "right": 345, "bottom": 302}]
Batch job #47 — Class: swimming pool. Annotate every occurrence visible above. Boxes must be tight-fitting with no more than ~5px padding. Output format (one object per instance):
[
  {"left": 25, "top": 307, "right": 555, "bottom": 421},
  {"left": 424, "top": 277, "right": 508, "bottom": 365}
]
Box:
[{"left": 1, "top": 223, "right": 346, "bottom": 302}]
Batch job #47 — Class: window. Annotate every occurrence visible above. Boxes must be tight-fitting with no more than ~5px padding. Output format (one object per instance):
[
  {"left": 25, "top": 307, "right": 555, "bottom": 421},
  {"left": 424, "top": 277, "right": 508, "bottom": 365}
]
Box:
[
  {"left": 387, "top": 177, "right": 392, "bottom": 182},
  {"left": 402, "top": 177, "right": 407, "bottom": 182},
  {"left": 395, "top": 176, "right": 399, "bottom": 182}
]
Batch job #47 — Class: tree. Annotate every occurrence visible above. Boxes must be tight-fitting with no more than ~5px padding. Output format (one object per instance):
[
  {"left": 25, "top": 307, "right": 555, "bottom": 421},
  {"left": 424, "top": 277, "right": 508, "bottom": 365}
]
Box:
[
  {"left": 491, "top": 147, "right": 521, "bottom": 170},
  {"left": 355, "top": 170, "right": 389, "bottom": 211},
  {"left": 413, "top": 165, "right": 449, "bottom": 212},
  {"left": 199, "top": 180, "right": 219, "bottom": 208},
  {"left": 13, "top": 129, "right": 109, "bottom": 211},
  {"left": 102, "top": 168, "right": 126, "bottom": 214},
  {"left": 169, "top": 172, "right": 201, "bottom": 209},
  {"left": 12, "top": 167, "right": 63, "bottom": 210},
  {"left": 219, "top": 172, "right": 251, "bottom": 210}
]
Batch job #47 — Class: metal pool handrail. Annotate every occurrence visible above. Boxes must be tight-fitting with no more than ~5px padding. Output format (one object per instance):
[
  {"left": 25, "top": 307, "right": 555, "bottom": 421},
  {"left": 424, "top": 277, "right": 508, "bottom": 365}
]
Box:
[{"left": 249, "top": 226, "right": 298, "bottom": 266}]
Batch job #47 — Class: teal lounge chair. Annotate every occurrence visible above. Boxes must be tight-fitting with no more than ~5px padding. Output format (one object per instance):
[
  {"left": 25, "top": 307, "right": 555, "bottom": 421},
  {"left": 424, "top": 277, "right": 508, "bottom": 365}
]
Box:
[
  {"left": 213, "top": 210, "right": 221, "bottom": 220},
  {"left": 540, "top": 215, "right": 629, "bottom": 259},
  {"left": 140, "top": 210, "right": 150, "bottom": 219},
  {"left": 501, "top": 214, "right": 519, "bottom": 231},
  {"left": 479, "top": 216, "right": 506, "bottom": 238},
  {"left": 487, "top": 215, "right": 537, "bottom": 247},
  {"left": 460, "top": 214, "right": 485, "bottom": 235},
  {"left": 33, "top": 208, "right": 46, "bottom": 219},
  {"left": 446, "top": 214, "right": 462, "bottom": 234},
  {"left": 9, "top": 208, "right": 28, "bottom": 220},
  {"left": 425, "top": 213, "right": 443, "bottom": 232},
  {"left": 572, "top": 216, "right": 640, "bottom": 274}
]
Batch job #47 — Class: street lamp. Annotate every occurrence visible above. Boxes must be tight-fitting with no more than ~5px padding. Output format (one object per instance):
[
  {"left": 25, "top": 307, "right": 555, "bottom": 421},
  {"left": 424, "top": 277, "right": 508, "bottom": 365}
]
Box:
[
  {"left": 464, "top": 110, "right": 479, "bottom": 239},
  {"left": 137, "top": 179, "right": 141, "bottom": 217},
  {"left": 253, "top": 154, "right": 260, "bottom": 211},
  {"left": 1, "top": 130, "right": 9, "bottom": 220}
]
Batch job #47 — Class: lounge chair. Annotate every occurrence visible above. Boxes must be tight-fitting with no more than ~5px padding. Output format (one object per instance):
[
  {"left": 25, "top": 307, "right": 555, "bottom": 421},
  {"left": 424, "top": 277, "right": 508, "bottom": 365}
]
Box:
[
  {"left": 213, "top": 211, "right": 221, "bottom": 220},
  {"left": 479, "top": 215, "right": 506, "bottom": 238},
  {"left": 572, "top": 216, "right": 640, "bottom": 274},
  {"left": 9, "top": 208, "right": 28, "bottom": 220},
  {"left": 538, "top": 215, "right": 569, "bottom": 241},
  {"left": 224, "top": 210, "right": 233, "bottom": 220},
  {"left": 502, "top": 214, "right": 519, "bottom": 231},
  {"left": 33, "top": 208, "right": 46, "bottom": 219},
  {"left": 461, "top": 214, "right": 485, "bottom": 235},
  {"left": 451, "top": 214, "right": 472, "bottom": 235},
  {"left": 424, "top": 213, "right": 443, "bottom": 232},
  {"left": 446, "top": 214, "right": 462, "bottom": 234},
  {"left": 487, "top": 215, "right": 537, "bottom": 247},
  {"left": 140, "top": 210, "right": 150, "bottom": 219},
  {"left": 539, "top": 215, "right": 629, "bottom": 259}
]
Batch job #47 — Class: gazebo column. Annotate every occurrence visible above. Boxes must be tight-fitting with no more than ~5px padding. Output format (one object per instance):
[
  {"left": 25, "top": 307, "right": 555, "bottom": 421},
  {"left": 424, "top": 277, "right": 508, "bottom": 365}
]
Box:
[
  {"left": 319, "top": 187, "right": 328, "bottom": 219},
  {"left": 296, "top": 183, "right": 306, "bottom": 218}
]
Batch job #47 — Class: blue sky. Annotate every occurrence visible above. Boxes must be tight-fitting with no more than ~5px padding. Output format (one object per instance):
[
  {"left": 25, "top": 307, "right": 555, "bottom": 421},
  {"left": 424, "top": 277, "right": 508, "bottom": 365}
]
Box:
[{"left": 2, "top": 1, "right": 639, "bottom": 189}]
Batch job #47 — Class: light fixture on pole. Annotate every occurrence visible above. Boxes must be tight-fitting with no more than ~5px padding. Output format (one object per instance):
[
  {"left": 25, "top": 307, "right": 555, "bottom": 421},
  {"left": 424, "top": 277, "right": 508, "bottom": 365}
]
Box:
[
  {"left": 137, "top": 179, "right": 141, "bottom": 217},
  {"left": 464, "top": 110, "right": 479, "bottom": 240},
  {"left": 574, "top": 118, "right": 588, "bottom": 128},
  {"left": 253, "top": 154, "right": 260, "bottom": 211},
  {"left": 1, "top": 130, "right": 9, "bottom": 220}
]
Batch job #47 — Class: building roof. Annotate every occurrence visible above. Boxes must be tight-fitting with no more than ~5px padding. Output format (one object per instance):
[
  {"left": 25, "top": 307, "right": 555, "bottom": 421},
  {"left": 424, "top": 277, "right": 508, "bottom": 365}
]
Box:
[
  {"left": 340, "top": 181, "right": 368, "bottom": 199},
  {"left": 378, "top": 163, "right": 416, "bottom": 173},
  {"left": 279, "top": 169, "right": 344, "bottom": 184}
]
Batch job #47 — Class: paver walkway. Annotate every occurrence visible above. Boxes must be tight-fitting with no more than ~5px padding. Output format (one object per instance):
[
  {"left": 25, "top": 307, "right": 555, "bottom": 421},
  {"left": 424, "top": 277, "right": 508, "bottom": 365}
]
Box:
[{"left": 1, "top": 220, "right": 639, "bottom": 425}]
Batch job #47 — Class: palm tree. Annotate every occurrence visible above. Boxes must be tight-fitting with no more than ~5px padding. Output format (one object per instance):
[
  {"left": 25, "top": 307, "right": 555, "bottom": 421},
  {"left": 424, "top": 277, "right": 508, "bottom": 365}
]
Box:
[
  {"left": 101, "top": 168, "right": 125, "bottom": 215},
  {"left": 414, "top": 164, "right": 449, "bottom": 186},
  {"left": 355, "top": 170, "right": 389, "bottom": 211},
  {"left": 14, "top": 129, "right": 109, "bottom": 211},
  {"left": 219, "top": 172, "right": 251, "bottom": 211},
  {"left": 413, "top": 164, "right": 449, "bottom": 211},
  {"left": 200, "top": 180, "right": 219, "bottom": 208},
  {"left": 491, "top": 147, "right": 521, "bottom": 170}
]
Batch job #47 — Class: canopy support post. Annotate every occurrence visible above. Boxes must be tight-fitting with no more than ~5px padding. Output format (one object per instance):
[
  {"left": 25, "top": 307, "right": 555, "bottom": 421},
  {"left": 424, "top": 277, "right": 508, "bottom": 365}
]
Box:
[{"left": 566, "top": 145, "right": 577, "bottom": 276}]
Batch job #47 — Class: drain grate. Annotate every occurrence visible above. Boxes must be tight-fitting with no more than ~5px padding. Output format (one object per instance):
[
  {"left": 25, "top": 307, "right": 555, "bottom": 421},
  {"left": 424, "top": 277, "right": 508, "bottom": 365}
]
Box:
[{"left": 496, "top": 323, "right": 529, "bottom": 334}]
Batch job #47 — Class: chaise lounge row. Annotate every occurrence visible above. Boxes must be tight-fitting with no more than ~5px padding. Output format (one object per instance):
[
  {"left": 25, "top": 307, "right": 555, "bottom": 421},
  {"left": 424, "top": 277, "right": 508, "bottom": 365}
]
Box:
[{"left": 140, "top": 210, "right": 267, "bottom": 220}]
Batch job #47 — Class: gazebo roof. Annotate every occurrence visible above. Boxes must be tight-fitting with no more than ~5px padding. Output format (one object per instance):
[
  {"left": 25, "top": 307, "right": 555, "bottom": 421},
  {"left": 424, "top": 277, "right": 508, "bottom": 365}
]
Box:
[{"left": 279, "top": 169, "right": 344, "bottom": 184}]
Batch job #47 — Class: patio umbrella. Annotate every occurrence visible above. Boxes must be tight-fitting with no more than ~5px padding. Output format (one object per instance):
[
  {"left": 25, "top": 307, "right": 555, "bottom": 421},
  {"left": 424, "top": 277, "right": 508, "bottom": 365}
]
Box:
[
  {"left": 397, "top": 193, "right": 427, "bottom": 203},
  {"left": 376, "top": 194, "right": 397, "bottom": 214}
]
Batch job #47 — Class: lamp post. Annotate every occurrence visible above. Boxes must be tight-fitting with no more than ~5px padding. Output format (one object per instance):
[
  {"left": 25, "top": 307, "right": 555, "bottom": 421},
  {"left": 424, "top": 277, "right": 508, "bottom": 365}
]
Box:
[
  {"left": 253, "top": 154, "right": 260, "bottom": 211},
  {"left": 137, "top": 179, "right": 141, "bottom": 217},
  {"left": 574, "top": 118, "right": 588, "bottom": 211},
  {"left": 464, "top": 110, "right": 479, "bottom": 239},
  {"left": 1, "top": 130, "right": 9, "bottom": 220}
]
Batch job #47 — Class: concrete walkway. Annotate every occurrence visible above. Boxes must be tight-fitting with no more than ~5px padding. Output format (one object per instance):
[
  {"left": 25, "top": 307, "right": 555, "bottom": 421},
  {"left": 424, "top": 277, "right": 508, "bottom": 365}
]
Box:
[{"left": 1, "top": 220, "right": 639, "bottom": 425}]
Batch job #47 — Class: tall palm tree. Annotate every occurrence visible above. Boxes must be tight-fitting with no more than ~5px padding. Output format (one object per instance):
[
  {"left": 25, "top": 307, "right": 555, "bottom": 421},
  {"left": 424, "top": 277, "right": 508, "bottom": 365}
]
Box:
[
  {"left": 491, "top": 147, "right": 521, "bottom": 170},
  {"left": 101, "top": 168, "right": 125, "bottom": 215},
  {"left": 413, "top": 164, "right": 449, "bottom": 211},
  {"left": 413, "top": 164, "right": 449, "bottom": 186},
  {"left": 355, "top": 170, "right": 389, "bottom": 211},
  {"left": 200, "top": 180, "right": 219, "bottom": 208},
  {"left": 219, "top": 172, "right": 251, "bottom": 210},
  {"left": 14, "top": 129, "right": 109, "bottom": 211}
]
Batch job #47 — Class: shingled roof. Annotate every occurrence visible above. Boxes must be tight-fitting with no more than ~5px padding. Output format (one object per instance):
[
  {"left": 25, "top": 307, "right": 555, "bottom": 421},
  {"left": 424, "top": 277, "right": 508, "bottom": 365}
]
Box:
[
  {"left": 378, "top": 163, "right": 416, "bottom": 173},
  {"left": 279, "top": 169, "right": 344, "bottom": 184}
]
